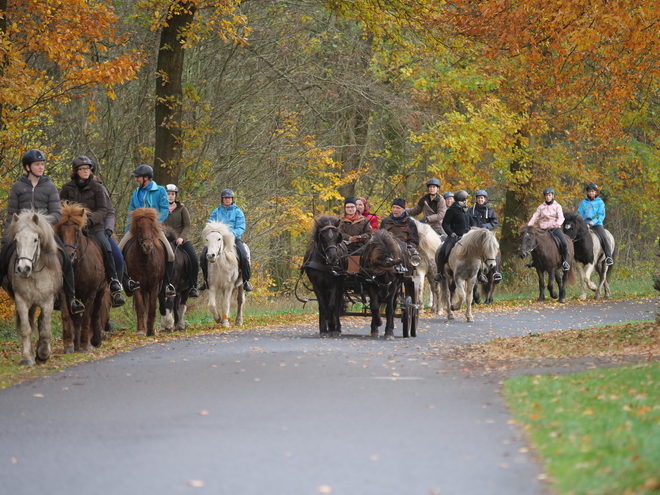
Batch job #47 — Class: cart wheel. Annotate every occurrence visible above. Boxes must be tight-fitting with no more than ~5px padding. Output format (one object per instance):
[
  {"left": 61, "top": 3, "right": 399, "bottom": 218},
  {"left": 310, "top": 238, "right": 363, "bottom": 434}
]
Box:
[
  {"left": 402, "top": 296, "right": 412, "bottom": 338},
  {"left": 410, "top": 296, "right": 419, "bottom": 338}
]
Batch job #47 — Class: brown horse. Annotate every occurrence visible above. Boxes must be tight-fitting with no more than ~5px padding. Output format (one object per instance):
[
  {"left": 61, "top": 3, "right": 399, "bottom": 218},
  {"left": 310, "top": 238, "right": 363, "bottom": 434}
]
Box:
[
  {"left": 55, "top": 203, "right": 108, "bottom": 353},
  {"left": 124, "top": 208, "right": 166, "bottom": 336},
  {"left": 519, "top": 225, "right": 575, "bottom": 303}
]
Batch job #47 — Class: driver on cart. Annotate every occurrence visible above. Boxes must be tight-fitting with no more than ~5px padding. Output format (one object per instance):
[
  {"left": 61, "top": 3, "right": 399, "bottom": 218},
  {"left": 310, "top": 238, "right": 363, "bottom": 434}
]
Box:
[{"left": 380, "top": 197, "right": 420, "bottom": 268}]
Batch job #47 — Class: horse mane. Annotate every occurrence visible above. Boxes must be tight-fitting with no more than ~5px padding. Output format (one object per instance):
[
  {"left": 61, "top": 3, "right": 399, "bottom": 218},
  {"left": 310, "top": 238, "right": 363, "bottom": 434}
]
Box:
[
  {"left": 129, "top": 208, "right": 161, "bottom": 236},
  {"left": 203, "top": 221, "right": 236, "bottom": 248},
  {"left": 455, "top": 228, "right": 499, "bottom": 258},
  {"left": 56, "top": 201, "right": 89, "bottom": 230},
  {"left": 519, "top": 224, "right": 544, "bottom": 237},
  {"left": 362, "top": 229, "right": 405, "bottom": 270},
  {"left": 7, "top": 210, "right": 58, "bottom": 256},
  {"left": 412, "top": 218, "right": 442, "bottom": 253},
  {"left": 563, "top": 212, "right": 594, "bottom": 264},
  {"left": 312, "top": 215, "right": 340, "bottom": 242}
]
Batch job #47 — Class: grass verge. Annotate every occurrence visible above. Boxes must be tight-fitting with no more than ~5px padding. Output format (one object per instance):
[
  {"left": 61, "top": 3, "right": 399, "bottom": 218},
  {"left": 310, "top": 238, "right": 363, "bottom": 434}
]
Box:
[{"left": 504, "top": 363, "right": 660, "bottom": 495}]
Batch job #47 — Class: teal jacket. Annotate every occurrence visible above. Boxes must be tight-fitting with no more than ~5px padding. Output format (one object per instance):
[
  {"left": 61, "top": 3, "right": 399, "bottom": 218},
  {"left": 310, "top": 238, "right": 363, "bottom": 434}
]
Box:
[
  {"left": 578, "top": 196, "right": 606, "bottom": 226},
  {"left": 208, "top": 203, "right": 246, "bottom": 239},
  {"left": 125, "top": 180, "right": 169, "bottom": 231}
]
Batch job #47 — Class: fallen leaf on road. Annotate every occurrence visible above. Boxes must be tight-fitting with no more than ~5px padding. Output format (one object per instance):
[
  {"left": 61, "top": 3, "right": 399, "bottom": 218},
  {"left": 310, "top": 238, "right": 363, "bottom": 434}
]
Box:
[
  {"left": 33, "top": 393, "right": 44, "bottom": 398},
  {"left": 199, "top": 410, "right": 209, "bottom": 416},
  {"left": 317, "top": 485, "right": 332, "bottom": 494},
  {"left": 187, "top": 480, "right": 205, "bottom": 487}
]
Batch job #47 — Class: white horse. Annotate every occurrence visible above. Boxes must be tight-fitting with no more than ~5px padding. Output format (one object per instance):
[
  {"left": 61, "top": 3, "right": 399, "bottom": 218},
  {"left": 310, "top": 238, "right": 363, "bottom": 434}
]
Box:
[
  {"left": 563, "top": 212, "right": 615, "bottom": 300},
  {"left": 437, "top": 228, "right": 499, "bottom": 322},
  {"left": 411, "top": 219, "right": 443, "bottom": 314},
  {"left": 203, "top": 221, "right": 247, "bottom": 327},
  {"left": 2, "top": 211, "right": 63, "bottom": 365}
]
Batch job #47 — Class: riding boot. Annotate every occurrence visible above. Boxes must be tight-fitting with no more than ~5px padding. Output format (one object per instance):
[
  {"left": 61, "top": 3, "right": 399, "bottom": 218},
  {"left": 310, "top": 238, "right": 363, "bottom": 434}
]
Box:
[
  {"left": 477, "top": 269, "right": 488, "bottom": 284},
  {"left": 235, "top": 239, "right": 253, "bottom": 292},
  {"left": 122, "top": 266, "right": 140, "bottom": 296},
  {"left": 59, "top": 249, "right": 85, "bottom": 315},
  {"left": 99, "top": 236, "right": 125, "bottom": 307},
  {"left": 164, "top": 259, "right": 176, "bottom": 298}
]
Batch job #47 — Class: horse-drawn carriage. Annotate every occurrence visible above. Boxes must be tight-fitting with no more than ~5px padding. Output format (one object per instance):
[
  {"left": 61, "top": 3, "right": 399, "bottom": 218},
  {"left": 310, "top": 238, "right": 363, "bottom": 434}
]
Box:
[{"left": 298, "top": 216, "right": 420, "bottom": 340}]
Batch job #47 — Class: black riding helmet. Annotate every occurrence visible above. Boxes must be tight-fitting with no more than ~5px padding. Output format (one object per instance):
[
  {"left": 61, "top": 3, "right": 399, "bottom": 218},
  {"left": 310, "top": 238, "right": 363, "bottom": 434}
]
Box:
[
  {"left": 22, "top": 149, "right": 46, "bottom": 167},
  {"left": 72, "top": 156, "right": 94, "bottom": 171},
  {"left": 426, "top": 178, "right": 441, "bottom": 188},
  {"left": 585, "top": 182, "right": 599, "bottom": 192},
  {"left": 475, "top": 189, "right": 488, "bottom": 199},
  {"left": 454, "top": 190, "right": 469, "bottom": 202},
  {"left": 131, "top": 164, "right": 153, "bottom": 178},
  {"left": 543, "top": 187, "right": 555, "bottom": 196}
]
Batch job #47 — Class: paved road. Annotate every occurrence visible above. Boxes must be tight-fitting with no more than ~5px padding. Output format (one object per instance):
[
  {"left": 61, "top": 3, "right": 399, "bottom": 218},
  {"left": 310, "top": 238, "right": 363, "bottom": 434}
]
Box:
[{"left": 0, "top": 298, "right": 655, "bottom": 495}]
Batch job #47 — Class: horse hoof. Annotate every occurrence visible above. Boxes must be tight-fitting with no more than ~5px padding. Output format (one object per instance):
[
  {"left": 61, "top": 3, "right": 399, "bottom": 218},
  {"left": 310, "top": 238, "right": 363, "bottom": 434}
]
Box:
[
  {"left": 136, "top": 331, "right": 147, "bottom": 337},
  {"left": 64, "top": 347, "right": 74, "bottom": 354},
  {"left": 559, "top": 298, "right": 566, "bottom": 303},
  {"left": 19, "top": 358, "right": 35, "bottom": 366},
  {"left": 383, "top": 334, "right": 395, "bottom": 341},
  {"left": 467, "top": 317, "right": 474, "bottom": 322},
  {"left": 221, "top": 321, "right": 230, "bottom": 329},
  {"left": 330, "top": 331, "right": 341, "bottom": 338},
  {"left": 371, "top": 332, "right": 379, "bottom": 338},
  {"left": 320, "top": 333, "right": 330, "bottom": 339},
  {"left": 35, "top": 357, "right": 48, "bottom": 365}
]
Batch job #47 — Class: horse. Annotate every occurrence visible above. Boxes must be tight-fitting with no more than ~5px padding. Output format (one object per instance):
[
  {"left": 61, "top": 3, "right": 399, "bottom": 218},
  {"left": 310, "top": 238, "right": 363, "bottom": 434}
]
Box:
[
  {"left": 360, "top": 229, "right": 409, "bottom": 340},
  {"left": 55, "top": 202, "right": 108, "bottom": 353},
  {"left": 562, "top": 212, "right": 615, "bottom": 300},
  {"left": 436, "top": 228, "right": 499, "bottom": 322},
  {"left": 473, "top": 250, "right": 502, "bottom": 305},
  {"left": 302, "top": 215, "right": 346, "bottom": 338},
  {"left": 203, "top": 221, "right": 246, "bottom": 328},
  {"left": 519, "top": 225, "right": 575, "bottom": 303},
  {"left": 411, "top": 219, "right": 443, "bottom": 314},
  {"left": 2, "top": 211, "right": 62, "bottom": 365},
  {"left": 123, "top": 208, "right": 166, "bottom": 336},
  {"left": 160, "top": 227, "right": 191, "bottom": 332}
]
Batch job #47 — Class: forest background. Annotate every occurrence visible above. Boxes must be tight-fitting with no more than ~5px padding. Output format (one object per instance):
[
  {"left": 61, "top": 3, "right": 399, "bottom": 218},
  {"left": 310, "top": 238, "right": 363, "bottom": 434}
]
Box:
[{"left": 1, "top": 0, "right": 659, "bottom": 296}]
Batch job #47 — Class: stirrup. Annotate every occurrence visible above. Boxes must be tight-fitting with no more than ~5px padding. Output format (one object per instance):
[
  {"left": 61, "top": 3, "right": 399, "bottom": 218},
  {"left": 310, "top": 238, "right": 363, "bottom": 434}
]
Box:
[
  {"left": 165, "top": 284, "right": 176, "bottom": 298},
  {"left": 197, "top": 281, "right": 208, "bottom": 291},
  {"left": 189, "top": 286, "right": 199, "bottom": 298},
  {"left": 109, "top": 279, "right": 123, "bottom": 294},
  {"left": 70, "top": 298, "right": 85, "bottom": 315},
  {"left": 127, "top": 279, "right": 141, "bottom": 292},
  {"left": 493, "top": 272, "right": 502, "bottom": 282},
  {"left": 243, "top": 281, "right": 254, "bottom": 292},
  {"left": 478, "top": 272, "right": 488, "bottom": 284},
  {"left": 605, "top": 256, "right": 614, "bottom": 266},
  {"left": 562, "top": 261, "right": 570, "bottom": 271},
  {"left": 111, "top": 292, "right": 126, "bottom": 308}
]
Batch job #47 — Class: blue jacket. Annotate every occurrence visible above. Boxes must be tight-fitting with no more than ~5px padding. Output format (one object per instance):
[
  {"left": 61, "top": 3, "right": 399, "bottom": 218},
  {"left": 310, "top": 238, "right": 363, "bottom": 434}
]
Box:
[
  {"left": 209, "top": 203, "right": 246, "bottom": 239},
  {"left": 578, "top": 196, "right": 606, "bottom": 226},
  {"left": 126, "top": 180, "right": 169, "bottom": 231}
]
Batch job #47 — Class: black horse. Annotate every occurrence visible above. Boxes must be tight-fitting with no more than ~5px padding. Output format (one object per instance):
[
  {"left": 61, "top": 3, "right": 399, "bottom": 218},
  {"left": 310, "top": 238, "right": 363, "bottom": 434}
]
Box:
[
  {"left": 159, "top": 227, "right": 191, "bottom": 332},
  {"left": 520, "top": 225, "right": 575, "bottom": 303},
  {"left": 360, "top": 230, "right": 409, "bottom": 340},
  {"left": 473, "top": 252, "right": 501, "bottom": 305},
  {"left": 302, "top": 216, "right": 347, "bottom": 338}
]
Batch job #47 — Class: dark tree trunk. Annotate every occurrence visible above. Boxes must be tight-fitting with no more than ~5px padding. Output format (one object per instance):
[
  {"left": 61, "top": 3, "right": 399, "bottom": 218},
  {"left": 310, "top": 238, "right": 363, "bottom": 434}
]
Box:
[
  {"left": 0, "top": 0, "right": 8, "bottom": 141},
  {"left": 154, "top": 1, "right": 196, "bottom": 185}
]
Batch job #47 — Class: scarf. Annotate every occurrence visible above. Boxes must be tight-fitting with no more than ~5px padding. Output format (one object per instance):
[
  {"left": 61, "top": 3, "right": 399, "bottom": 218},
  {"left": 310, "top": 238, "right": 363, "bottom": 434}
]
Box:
[{"left": 390, "top": 211, "right": 408, "bottom": 223}]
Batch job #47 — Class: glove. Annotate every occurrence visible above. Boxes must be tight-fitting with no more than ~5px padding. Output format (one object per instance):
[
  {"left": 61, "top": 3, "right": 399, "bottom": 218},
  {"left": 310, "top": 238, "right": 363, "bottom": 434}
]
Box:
[
  {"left": 450, "top": 233, "right": 457, "bottom": 238},
  {"left": 426, "top": 214, "right": 439, "bottom": 223},
  {"left": 105, "top": 229, "right": 113, "bottom": 238}
]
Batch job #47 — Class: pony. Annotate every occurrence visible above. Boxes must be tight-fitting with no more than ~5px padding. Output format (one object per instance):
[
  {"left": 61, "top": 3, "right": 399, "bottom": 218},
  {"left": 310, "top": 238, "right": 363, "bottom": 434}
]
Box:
[
  {"left": 562, "top": 212, "right": 615, "bottom": 300},
  {"left": 203, "top": 221, "right": 246, "bottom": 328},
  {"left": 55, "top": 202, "right": 108, "bottom": 353},
  {"left": 360, "top": 229, "right": 409, "bottom": 340},
  {"left": 160, "top": 227, "right": 191, "bottom": 332},
  {"left": 2, "top": 211, "right": 62, "bottom": 365},
  {"left": 123, "top": 208, "right": 166, "bottom": 336},
  {"left": 411, "top": 219, "right": 443, "bottom": 314},
  {"left": 436, "top": 228, "right": 499, "bottom": 322},
  {"left": 302, "top": 215, "right": 346, "bottom": 338},
  {"left": 519, "top": 225, "right": 575, "bottom": 303},
  {"left": 473, "top": 250, "right": 502, "bottom": 305}
]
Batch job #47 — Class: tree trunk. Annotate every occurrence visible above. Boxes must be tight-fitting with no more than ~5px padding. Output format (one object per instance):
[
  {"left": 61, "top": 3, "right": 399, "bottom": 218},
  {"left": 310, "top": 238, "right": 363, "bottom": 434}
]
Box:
[{"left": 154, "top": 1, "right": 196, "bottom": 185}]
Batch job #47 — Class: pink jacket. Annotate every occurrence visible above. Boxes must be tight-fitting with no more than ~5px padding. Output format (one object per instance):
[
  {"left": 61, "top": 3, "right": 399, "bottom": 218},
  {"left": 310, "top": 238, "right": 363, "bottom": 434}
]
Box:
[{"left": 528, "top": 201, "right": 564, "bottom": 229}]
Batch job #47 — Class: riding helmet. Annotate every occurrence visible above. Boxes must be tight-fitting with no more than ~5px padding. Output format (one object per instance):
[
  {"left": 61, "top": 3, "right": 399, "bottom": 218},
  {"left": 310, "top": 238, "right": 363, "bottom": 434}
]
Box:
[
  {"left": 166, "top": 184, "right": 179, "bottom": 193},
  {"left": 543, "top": 187, "right": 555, "bottom": 196},
  {"left": 221, "top": 188, "right": 234, "bottom": 198},
  {"left": 585, "top": 182, "right": 599, "bottom": 192},
  {"left": 131, "top": 164, "right": 154, "bottom": 178},
  {"left": 22, "top": 149, "right": 46, "bottom": 166},
  {"left": 475, "top": 189, "right": 488, "bottom": 199},
  {"left": 454, "top": 190, "right": 469, "bottom": 202},
  {"left": 72, "top": 156, "right": 94, "bottom": 170},
  {"left": 443, "top": 191, "right": 454, "bottom": 199},
  {"left": 426, "top": 178, "right": 441, "bottom": 188}
]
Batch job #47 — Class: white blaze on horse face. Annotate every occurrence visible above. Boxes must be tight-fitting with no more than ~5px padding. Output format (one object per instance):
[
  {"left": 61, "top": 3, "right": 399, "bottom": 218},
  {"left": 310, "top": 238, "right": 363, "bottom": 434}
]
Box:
[
  {"left": 14, "top": 230, "right": 40, "bottom": 277},
  {"left": 207, "top": 232, "right": 224, "bottom": 263}
]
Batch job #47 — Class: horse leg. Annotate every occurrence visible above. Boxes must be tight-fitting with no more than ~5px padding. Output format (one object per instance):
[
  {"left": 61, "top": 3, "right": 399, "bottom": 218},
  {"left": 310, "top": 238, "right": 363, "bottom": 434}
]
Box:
[
  {"left": 536, "top": 269, "right": 546, "bottom": 302},
  {"left": 160, "top": 291, "right": 174, "bottom": 333},
  {"left": 146, "top": 289, "right": 158, "bottom": 336},
  {"left": 15, "top": 298, "right": 35, "bottom": 366},
  {"left": 78, "top": 307, "right": 94, "bottom": 352},
  {"left": 383, "top": 286, "right": 397, "bottom": 340},
  {"left": 368, "top": 286, "right": 380, "bottom": 337},
  {"left": 558, "top": 269, "right": 568, "bottom": 303},
  {"left": 328, "top": 283, "right": 342, "bottom": 337},
  {"left": 134, "top": 290, "right": 147, "bottom": 336},
  {"left": 465, "top": 277, "right": 476, "bottom": 322},
  {"left": 547, "top": 268, "right": 559, "bottom": 299},
  {"left": 440, "top": 277, "right": 454, "bottom": 320},
  {"left": 207, "top": 285, "right": 222, "bottom": 325},
  {"left": 584, "top": 261, "right": 598, "bottom": 291},
  {"left": 176, "top": 294, "right": 189, "bottom": 331},
  {"left": 235, "top": 286, "right": 245, "bottom": 327},
  {"left": 35, "top": 303, "right": 53, "bottom": 364},
  {"left": 90, "top": 289, "right": 106, "bottom": 349},
  {"left": 60, "top": 289, "right": 75, "bottom": 354},
  {"left": 451, "top": 277, "right": 466, "bottom": 312}
]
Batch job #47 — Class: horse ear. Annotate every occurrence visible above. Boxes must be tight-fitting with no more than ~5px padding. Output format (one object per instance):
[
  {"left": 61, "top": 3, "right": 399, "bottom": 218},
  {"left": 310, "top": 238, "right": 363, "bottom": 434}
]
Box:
[
  {"left": 32, "top": 213, "right": 40, "bottom": 225},
  {"left": 12, "top": 213, "right": 19, "bottom": 224}
]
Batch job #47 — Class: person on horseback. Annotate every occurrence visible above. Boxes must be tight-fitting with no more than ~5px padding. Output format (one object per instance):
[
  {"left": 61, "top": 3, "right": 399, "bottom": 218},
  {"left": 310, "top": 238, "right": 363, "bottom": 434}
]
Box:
[
  {"left": 356, "top": 197, "right": 380, "bottom": 231},
  {"left": 380, "top": 198, "right": 420, "bottom": 265},
  {"left": 406, "top": 178, "right": 447, "bottom": 235},
  {"left": 198, "top": 188, "right": 253, "bottom": 292},
  {"left": 163, "top": 184, "right": 200, "bottom": 297},
  {"left": 338, "top": 197, "right": 373, "bottom": 254},
  {"left": 59, "top": 156, "right": 126, "bottom": 308},
  {"left": 435, "top": 189, "right": 472, "bottom": 280},
  {"left": 578, "top": 183, "right": 614, "bottom": 266},
  {"left": 528, "top": 187, "right": 571, "bottom": 271},
  {"left": 0, "top": 149, "right": 85, "bottom": 315},
  {"left": 443, "top": 191, "right": 454, "bottom": 208},
  {"left": 469, "top": 189, "right": 501, "bottom": 283},
  {"left": 118, "top": 164, "right": 176, "bottom": 298}
]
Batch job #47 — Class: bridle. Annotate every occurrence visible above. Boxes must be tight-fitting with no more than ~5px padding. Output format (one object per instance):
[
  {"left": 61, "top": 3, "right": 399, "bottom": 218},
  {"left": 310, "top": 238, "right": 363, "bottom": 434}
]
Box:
[
  {"left": 14, "top": 233, "right": 43, "bottom": 273},
  {"left": 317, "top": 225, "right": 343, "bottom": 268},
  {"left": 61, "top": 221, "right": 85, "bottom": 262}
]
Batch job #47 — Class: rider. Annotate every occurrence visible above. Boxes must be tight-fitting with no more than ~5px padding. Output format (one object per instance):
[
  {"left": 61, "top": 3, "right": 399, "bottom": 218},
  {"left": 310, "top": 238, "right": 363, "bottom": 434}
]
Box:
[
  {"left": 59, "top": 156, "right": 126, "bottom": 308},
  {"left": 380, "top": 197, "right": 420, "bottom": 252},
  {"left": 118, "top": 164, "right": 176, "bottom": 298},
  {"left": 162, "top": 184, "right": 200, "bottom": 297},
  {"left": 443, "top": 191, "right": 454, "bottom": 209},
  {"left": 469, "top": 189, "right": 498, "bottom": 231},
  {"left": 338, "top": 197, "right": 373, "bottom": 254},
  {"left": 528, "top": 187, "right": 571, "bottom": 271},
  {"left": 0, "top": 149, "right": 85, "bottom": 315},
  {"left": 198, "top": 188, "right": 253, "bottom": 292},
  {"left": 356, "top": 197, "right": 380, "bottom": 231},
  {"left": 435, "top": 190, "right": 472, "bottom": 280},
  {"left": 578, "top": 183, "right": 614, "bottom": 266},
  {"left": 406, "top": 178, "right": 447, "bottom": 235}
]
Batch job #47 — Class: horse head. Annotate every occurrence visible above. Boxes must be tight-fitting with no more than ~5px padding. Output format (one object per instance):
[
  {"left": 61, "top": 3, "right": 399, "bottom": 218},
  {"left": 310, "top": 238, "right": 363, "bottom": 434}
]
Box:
[
  {"left": 519, "top": 225, "right": 537, "bottom": 259},
  {"left": 56, "top": 203, "right": 88, "bottom": 261},
  {"left": 562, "top": 212, "right": 584, "bottom": 241},
  {"left": 204, "top": 221, "right": 234, "bottom": 264},
  {"left": 313, "top": 216, "right": 343, "bottom": 267},
  {"left": 12, "top": 214, "right": 41, "bottom": 278},
  {"left": 206, "top": 230, "right": 225, "bottom": 264},
  {"left": 482, "top": 230, "right": 499, "bottom": 271}
]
